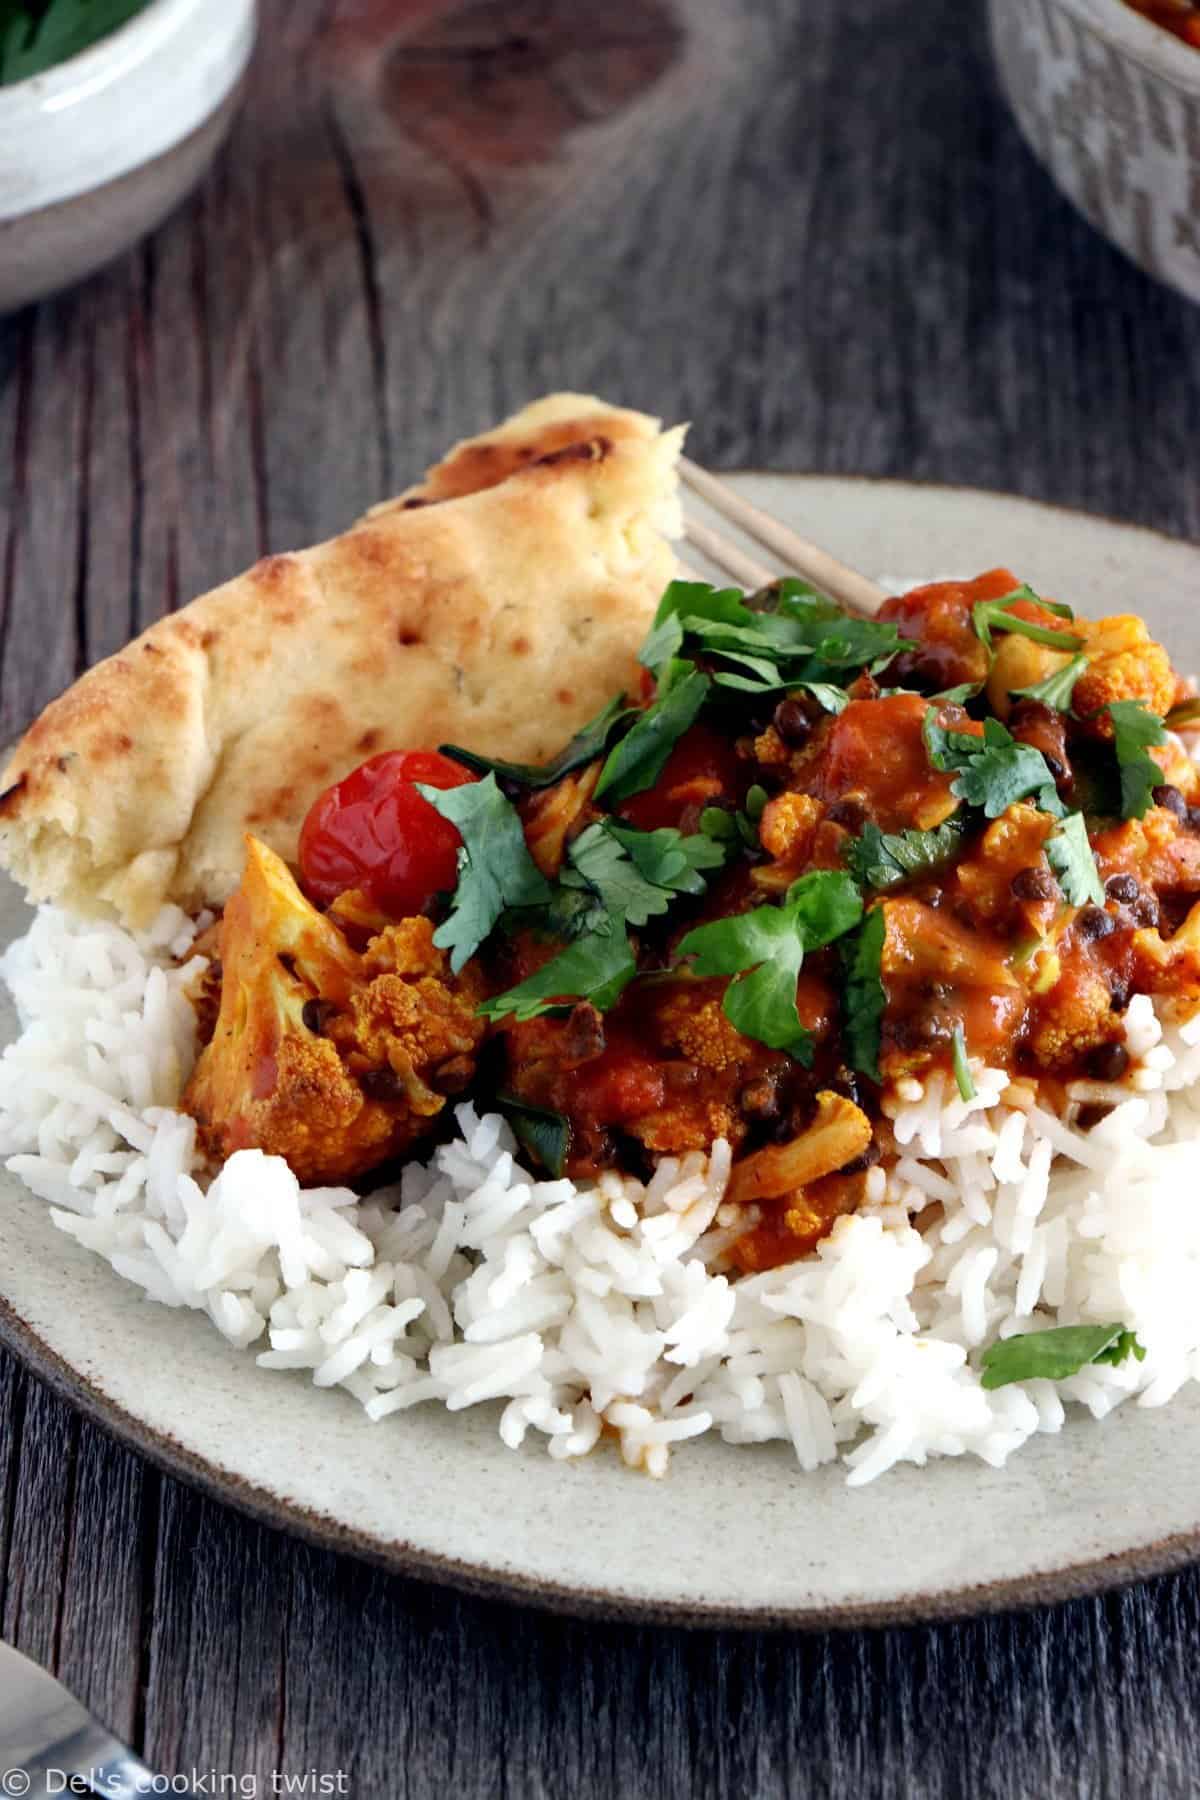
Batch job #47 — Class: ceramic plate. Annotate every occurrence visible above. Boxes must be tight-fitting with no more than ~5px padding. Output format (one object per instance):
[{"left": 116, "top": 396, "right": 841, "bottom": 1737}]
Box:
[{"left": 3, "top": 476, "right": 1200, "bottom": 1629}]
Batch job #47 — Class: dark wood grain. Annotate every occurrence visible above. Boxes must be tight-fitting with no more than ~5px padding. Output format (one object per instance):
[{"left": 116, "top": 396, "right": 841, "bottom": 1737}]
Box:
[{"left": 3, "top": 0, "right": 1200, "bottom": 1794}]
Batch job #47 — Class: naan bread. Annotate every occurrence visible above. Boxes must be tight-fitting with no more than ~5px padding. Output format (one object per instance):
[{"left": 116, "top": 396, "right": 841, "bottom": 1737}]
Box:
[{"left": 0, "top": 395, "right": 683, "bottom": 927}]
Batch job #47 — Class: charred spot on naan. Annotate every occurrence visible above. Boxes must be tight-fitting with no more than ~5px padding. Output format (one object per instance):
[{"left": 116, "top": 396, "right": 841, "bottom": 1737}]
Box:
[
  {"left": 0, "top": 774, "right": 27, "bottom": 816},
  {"left": 409, "top": 420, "right": 615, "bottom": 502}
]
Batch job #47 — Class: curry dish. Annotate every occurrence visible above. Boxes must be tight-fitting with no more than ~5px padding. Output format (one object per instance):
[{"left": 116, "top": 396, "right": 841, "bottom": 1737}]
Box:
[{"left": 182, "top": 570, "right": 1200, "bottom": 1276}]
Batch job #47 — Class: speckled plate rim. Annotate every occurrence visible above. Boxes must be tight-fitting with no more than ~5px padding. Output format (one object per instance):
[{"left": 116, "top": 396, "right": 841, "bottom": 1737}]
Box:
[
  {"left": 7, "top": 1284, "right": 1200, "bottom": 1632},
  {"left": 3, "top": 473, "right": 1200, "bottom": 1633}
]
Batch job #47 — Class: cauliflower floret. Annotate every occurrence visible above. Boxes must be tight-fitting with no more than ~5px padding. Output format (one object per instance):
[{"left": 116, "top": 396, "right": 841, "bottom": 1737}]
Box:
[
  {"left": 1025, "top": 962, "right": 1120, "bottom": 1069},
  {"left": 1072, "top": 614, "right": 1178, "bottom": 734},
  {"left": 987, "top": 610, "right": 1181, "bottom": 730},
  {"left": 183, "top": 836, "right": 485, "bottom": 1183}
]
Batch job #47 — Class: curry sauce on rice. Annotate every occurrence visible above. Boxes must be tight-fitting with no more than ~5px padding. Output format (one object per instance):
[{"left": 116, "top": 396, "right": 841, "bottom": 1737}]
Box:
[
  {"left": 185, "top": 566, "right": 1200, "bottom": 1285},
  {"left": 5, "top": 398, "right": 1200, "bottom": 1483}
]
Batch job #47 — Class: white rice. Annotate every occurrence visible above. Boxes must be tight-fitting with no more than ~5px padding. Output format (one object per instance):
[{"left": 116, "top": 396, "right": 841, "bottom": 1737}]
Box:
[{"left": 4, "top": 904, "right": 1200, "bottom": 1485}]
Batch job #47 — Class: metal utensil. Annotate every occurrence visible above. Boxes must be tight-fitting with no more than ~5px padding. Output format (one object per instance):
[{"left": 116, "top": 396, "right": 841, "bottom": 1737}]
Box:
[{"left": 0, "top": 1638, "right": 178, "bottom": 1799}]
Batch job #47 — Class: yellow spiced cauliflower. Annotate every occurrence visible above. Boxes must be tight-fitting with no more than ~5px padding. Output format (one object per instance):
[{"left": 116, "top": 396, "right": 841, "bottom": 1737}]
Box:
[{"left": 183, "top": 836, "right": 486, "bottom": 1183}]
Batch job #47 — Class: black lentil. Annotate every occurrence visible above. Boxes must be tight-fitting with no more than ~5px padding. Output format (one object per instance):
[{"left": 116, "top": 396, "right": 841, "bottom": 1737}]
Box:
[
  {"left": 772, "top": 698, "right": 813, "bottom": 746},
  {"left": 1077, "top": 906, "right": 1116, "bottom": 941},
  {"left": 1086, "top": 1041, "right": 1131, "bottom": 1082},
  {"left": 1011, "top": 866, "right": 1057, "bottom": 902},
  {"left": 1153, "top": 784, "right": 1188, "bottom": 821}
]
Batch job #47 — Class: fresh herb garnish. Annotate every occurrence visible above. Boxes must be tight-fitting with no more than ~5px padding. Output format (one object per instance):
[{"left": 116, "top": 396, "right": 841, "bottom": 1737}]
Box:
[
  {"left": 636, "top": 578, "right": 909, "bottom": 700},
  {"left": 561, "top": 820, "right": 726, "bottom": 928},
  {"left": 1165, "top": 696, "right": 1200, "bottom": 731},
  {"left": 637, "top": 581, "right": 750, "bottom": 677},
  {"left": 1045, "top": 812, "right": 1104, "bottom": 907},
  {"left": 972, "top": 588, "right": 1084, "bottom": 654},
  {"left": 441, "top": 694, "right": 639, "bottom": 792},
  {"left": 951, "top": 1024, "right": 975, "bottom": 1101},
  {"left": 793, "top": 681, "right": 851, "bottom": 715},
  {"left": 980, "top": 1323, "right": 1145, "bottom": 1390},
  {"left": 1107, "top": 700, "right": 1167, "bottom": 820},
  {"left": 496, "top": 1094, "right": 570, "bottom": 1178},
  {"left": 415, "top": 776, "right": 552, "bottom": 972},
  {"left": 932, "top": 682, "right": 984, "bottom": 706},
  {"left": 593, "top": 663, "right": 711, "bottom": 805},
  {"left": 841, "top": 907, "right": 887, "bottom": 1083},
  {"left": 480, "top": 916, "right": 637, "bottom": 1023},
  {"left": 1010, "top": 653, "right": 1088, "bottom": 713},
  {"left": 0, "top": 0, "right": 148, "bottom": 86},
  {"left": 674, "top": 871, "right": 863, "bottom": 1061},
  {"left": 844, "top": 818, "right": 966, "bottom": 891},
  {"left": 923, "top": 712, "right": 1066, "bottom": 820}
]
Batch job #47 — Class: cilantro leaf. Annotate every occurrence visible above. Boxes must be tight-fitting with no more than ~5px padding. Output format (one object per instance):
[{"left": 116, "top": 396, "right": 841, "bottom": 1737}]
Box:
[
  {"left": 1010, "top": 653, "right": 1088, "bottom": 713},
  {"left": 606, "top": 821, "right": 727, "bottom": 891},
  {"left": 496, "top": 1094, "right": 570, "bottom": 1178},
  {"left": 980, "top": 1323, "right": 1145, "bottom": 1390},
  {"left": 440, "top": 694, "right": 638, "bottom": 792},
  {"left": 480, "top": 917, "right": 637, "bottom": 1023},
  {"left": 844, "top": 818, "right": 966, "bottom": 891},
  {"left": 561, "top": 828, "right": 671, "bottom": 928},
  {"left": 841, "top": 907, "right": 887, "bottom": 1083},
  {"left": 1108, "top": 700, "right": 1167, "bottom": 820},
  {"left": 415, "top": 776, "right": 552, "bottom": 973},
  {"left": 674, "top": 872, "right": 862, "bottom": 1061},
  {"left": 1045, "top": 812, "right": 1104, "bottom": 906},
  {"left": 561, "top": 821, "right": 725, "bottom": 928},
  {"left": 677, "top": 904, "right": 806, "bottom": 980},
  {"left": 783, "top": 869, "right": 866, "bottom": 947},
  {"left": 635, "top": 578, "right": 909, "bottom": 701},
  {"left": 594, "top": 664, "right": 711, "bottom": 805},
  {"left": 972, "top": 588, "right": 1084, "bottom": 653},
  {"left": 952, "top": 1024, "right": 975, "bottom": 1101},
  {"left": 923, "top": 712, "right": 1066, "bottom": 820}
]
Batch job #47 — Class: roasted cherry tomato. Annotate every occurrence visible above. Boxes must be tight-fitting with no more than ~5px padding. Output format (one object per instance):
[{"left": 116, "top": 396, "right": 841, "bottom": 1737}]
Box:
[
  {"left": 299, "top": 750, "right": 477, "bottom": 916},
  {"left": 617, "top": 723, "right": 741, "bottom": 831}
]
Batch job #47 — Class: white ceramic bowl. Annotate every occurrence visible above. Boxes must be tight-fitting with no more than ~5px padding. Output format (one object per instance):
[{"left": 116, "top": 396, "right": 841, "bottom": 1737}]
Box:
[
  {"left": 0, "top": 0, "right": 257, "bottom": 314},
  {"left": 989, "top": 0, "right": 1200, "bottom": 303}
]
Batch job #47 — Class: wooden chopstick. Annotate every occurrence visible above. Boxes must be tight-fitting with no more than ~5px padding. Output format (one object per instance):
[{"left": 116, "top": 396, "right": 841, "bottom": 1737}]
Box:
[{"left": 680, "top": 457, "right": 888, "bottom": 618}]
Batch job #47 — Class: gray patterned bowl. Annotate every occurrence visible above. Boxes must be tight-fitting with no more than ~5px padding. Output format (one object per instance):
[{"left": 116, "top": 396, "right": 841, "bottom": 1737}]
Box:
[{"left": 989, "top": 0, "right": 1200, "bottom": 303}]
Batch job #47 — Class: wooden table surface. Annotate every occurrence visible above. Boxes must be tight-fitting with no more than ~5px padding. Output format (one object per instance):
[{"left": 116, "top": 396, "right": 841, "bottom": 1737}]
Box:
[{"left": 3, "top": 1, "right": 1200, "bottom": 1794}]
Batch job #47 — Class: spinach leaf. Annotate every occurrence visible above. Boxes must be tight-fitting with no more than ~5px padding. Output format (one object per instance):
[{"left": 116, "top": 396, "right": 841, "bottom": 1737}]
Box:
[
  {"left": 415, "top": 776, "right": 552, "bottom": 972},
  {"left": 841, "top": 907, "right": 887, "bottom": 1083},
  {"left": 441, "top": 694, "right": 639, "bottom": 791},
  {"left": 635, "top": 578, "right": 909, "bottom": 701},
  {"left": 479, "top": 917, "right": 638, "bottom": 1023},
  {"left": 980, "top": 1323, "right": 1145, "bottom": 1390},
  {"left": 496, "top": 1094, "right": 570, "bottom": 1178},
  {"left": 594, "top": 664, "right": 711, "bottom": 804}
]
